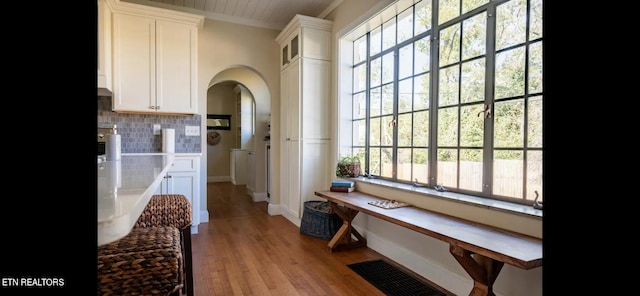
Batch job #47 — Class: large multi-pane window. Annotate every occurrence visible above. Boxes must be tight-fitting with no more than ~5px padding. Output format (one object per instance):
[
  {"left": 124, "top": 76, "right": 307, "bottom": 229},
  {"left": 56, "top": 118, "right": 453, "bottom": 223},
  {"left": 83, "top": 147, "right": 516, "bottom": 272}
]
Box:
[{"left": 350, "top": 0, "right": 543, "bottom": 205}]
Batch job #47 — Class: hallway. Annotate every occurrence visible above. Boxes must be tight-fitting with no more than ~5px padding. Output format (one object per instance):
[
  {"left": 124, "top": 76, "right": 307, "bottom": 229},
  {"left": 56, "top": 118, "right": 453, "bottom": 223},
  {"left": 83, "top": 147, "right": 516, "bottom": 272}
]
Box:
[{"left": 190, "top": 182, "right": 387, "bottom": 295}]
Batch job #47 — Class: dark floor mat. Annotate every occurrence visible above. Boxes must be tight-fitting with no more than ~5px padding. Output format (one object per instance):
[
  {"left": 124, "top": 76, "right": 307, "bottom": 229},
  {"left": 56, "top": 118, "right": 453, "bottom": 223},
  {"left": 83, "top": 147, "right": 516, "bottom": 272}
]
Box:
[{"left": 348, "top": 259, "right": 446, "bottom": 296}]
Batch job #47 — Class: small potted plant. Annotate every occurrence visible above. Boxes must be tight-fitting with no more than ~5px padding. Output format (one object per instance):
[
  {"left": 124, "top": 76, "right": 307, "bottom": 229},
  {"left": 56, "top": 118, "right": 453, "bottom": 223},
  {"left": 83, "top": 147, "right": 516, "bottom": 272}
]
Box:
[{"left": 336, "top": 155, "right": 361, "bottom": 177}]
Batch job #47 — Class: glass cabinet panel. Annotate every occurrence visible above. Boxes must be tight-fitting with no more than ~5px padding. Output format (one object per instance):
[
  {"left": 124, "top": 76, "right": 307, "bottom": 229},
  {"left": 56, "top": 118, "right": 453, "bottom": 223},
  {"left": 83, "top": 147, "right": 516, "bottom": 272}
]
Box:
[
  {"left": 291, "top": 35, "right": 299, "bottom": 59},
  {"left": 282, "top": 45, "right": 289, "bottom": 66}
]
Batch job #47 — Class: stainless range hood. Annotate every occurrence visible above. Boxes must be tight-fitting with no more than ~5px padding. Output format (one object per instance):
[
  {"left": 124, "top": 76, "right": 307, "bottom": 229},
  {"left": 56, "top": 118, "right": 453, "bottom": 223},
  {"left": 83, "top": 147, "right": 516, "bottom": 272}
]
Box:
[{"left": 98, "top": 87, "right": 112, "bottom": 97}]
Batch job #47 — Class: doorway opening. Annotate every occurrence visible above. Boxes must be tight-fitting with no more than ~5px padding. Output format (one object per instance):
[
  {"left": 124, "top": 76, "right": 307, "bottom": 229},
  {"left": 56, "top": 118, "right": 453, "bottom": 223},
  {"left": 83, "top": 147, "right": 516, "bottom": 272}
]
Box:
[{"left": 205, "top": 66, "right": 272, "bottom": 207}]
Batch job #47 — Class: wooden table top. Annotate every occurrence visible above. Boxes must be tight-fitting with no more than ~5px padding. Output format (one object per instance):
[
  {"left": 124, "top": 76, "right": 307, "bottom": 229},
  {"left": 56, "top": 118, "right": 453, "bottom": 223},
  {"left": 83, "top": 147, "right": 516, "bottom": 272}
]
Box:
[{"left": 315, "top": 190, "right": 543, "bottom": 270}]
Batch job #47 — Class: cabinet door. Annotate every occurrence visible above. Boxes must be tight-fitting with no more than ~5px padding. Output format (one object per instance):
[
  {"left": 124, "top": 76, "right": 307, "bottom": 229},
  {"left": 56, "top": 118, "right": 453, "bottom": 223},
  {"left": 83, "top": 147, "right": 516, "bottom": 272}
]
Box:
[
  {"left": 155, "top": 20, "right": 197, "bottom": 114},
  {"left": 166, "top": 172, "right": 196, "bottom": 205},
  {"left": 287, "top": 140, "right": 301, "bottom": 218},
  {"left": 281, "top": 59, "right": 300, "bottom": 140},
  {"left": 112, "top": 13, "right": 156, "bottom": 112},
  {"left": 290, "top": 34, "right": 299, "bottom": 61},
  {"left": 280, "top": 66, "right": 289, "bottom": 142},
  {"left": 247, "top": 151, "right": 255, "bottom": 191},
  {"left": 266, "top": 144, "right": 271, "bottom": 200},
  {"left": 300, "top": 139, "right": 330, "bottom": 206},
  {"left": 97, "top": 0, "right": 112, "bottom": 91},
  {"left": 153, "top": 172, "right": 195, "bottom": 215},
  {"left": 281, "top": 44, "right": 289, "bottom": 69},
  {"left": 301, "top": 58, "right": 330, "bottom": 139},
  {"left": 281, "top": 140, "right": 301, "bottom": 218},
  {"left": 279, "top": 59, "right": 301, "bottom": 220},
  {"left": 231, "top": 150, "right": 248, "bottom": 185}
]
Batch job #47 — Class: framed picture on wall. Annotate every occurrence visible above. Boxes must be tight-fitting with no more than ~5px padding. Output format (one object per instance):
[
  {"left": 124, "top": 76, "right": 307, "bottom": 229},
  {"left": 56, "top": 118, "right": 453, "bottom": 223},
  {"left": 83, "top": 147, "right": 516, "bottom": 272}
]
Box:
[{"left": 207, "top": 114, "right": 232, "bottom": 130}]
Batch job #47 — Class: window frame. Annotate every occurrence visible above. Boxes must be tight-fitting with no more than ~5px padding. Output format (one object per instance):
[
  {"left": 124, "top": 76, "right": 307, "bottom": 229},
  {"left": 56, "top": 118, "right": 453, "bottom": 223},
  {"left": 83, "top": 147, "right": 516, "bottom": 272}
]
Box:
[{"left": 339, "top": 0, "right": 543, "bottom": 207}]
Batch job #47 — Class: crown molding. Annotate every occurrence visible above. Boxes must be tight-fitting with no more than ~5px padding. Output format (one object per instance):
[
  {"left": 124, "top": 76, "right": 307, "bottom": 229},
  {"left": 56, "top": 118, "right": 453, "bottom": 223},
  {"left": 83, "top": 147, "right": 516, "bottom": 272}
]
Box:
[{"left": 109, "top": 0, "right": 204, "bottom": 28}]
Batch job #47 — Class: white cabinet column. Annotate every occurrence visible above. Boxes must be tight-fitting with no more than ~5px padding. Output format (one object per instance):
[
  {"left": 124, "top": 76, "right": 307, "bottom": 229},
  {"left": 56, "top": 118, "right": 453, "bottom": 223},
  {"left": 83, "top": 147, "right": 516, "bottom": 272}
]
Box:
[
  {"left": 230, "top": 149, "right": 248, "bottom": 186},
  {"left": 276, "top": 15, "right": 333, "bottom": 225}
]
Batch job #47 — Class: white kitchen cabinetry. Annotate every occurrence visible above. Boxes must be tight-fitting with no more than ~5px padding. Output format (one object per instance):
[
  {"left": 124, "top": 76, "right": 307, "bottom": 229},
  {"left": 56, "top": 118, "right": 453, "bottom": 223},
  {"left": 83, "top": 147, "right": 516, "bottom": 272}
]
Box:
[
  {"left": 247, "top": 150, "right": 255, "bottom": 192},
  {"left": 279, "top": 15, "right": 331, "bottom": 70},
  {"left": 234, "top": 85, "right": 255, "bottom": 149},
  {"left": 155, "top": 156, "right": 201, "bottom": 233},
  {"left": 276, "top": 15, "right": 332, "bottom": 223},
  {"left": 230, "top": 149, "right": 248, "bottom": 186},
  {"left": 266, "top": 144, "right": 271, "bottom": 201},
  {"left": 97, "top": 0, "right": 112, "bottom": 92},
  {"left": 111, "top": 4, "right": 202, "bottom": 114}
]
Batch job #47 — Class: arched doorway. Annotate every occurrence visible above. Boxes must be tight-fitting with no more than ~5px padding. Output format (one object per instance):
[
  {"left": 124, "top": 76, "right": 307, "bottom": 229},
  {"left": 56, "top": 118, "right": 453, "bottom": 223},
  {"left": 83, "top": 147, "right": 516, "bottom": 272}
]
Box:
[{"left": 205, "top": 65, "right": 271, "bottom": 203}]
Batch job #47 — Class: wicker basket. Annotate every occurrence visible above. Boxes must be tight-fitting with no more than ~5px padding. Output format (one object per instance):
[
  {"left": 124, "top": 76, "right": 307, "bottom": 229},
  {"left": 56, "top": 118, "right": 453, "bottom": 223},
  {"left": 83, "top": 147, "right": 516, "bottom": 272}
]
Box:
[
  {"left": 300, "top": 201, "right": 343, "bottom": 240},
  {"left": 336, "top": 163, "right": 361, "bottom": 177}
]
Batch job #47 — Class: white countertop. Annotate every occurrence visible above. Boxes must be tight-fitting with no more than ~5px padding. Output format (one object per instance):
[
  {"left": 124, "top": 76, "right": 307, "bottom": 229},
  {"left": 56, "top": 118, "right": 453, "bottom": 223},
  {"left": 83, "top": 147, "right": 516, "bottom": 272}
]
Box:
[{"left": 97, "top": 154, "right": 175, "bottom": 246}]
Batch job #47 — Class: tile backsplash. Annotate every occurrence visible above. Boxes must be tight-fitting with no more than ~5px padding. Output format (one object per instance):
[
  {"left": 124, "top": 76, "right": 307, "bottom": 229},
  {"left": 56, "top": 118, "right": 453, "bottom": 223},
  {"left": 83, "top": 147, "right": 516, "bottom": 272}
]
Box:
[{"left": 98, "top": 96, "right": 201, "bottom": 153}]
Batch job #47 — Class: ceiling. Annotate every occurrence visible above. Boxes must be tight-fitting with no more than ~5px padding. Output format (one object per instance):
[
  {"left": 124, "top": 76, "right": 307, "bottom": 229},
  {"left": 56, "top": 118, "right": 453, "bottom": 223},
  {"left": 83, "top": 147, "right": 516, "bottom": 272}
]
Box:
[{"left": 121, "top": 0, "right": 342, "bottom": 30}]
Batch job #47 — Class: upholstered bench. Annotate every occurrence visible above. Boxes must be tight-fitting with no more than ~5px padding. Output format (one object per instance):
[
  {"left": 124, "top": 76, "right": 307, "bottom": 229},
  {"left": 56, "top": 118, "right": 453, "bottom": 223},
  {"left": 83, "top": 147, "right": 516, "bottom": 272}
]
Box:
[
  {"left": 97, "top": 226, "right": 184, "bottom": 296},
  {"left": 134, "top": 194, "right": 194, "bottom": 296}
]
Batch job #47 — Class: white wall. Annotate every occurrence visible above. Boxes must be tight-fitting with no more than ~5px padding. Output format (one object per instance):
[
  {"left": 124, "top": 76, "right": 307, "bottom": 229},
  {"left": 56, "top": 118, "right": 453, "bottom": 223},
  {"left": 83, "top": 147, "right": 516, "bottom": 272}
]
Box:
[{"left": 197, "top": 19, "right": 281, "bottom": 216}]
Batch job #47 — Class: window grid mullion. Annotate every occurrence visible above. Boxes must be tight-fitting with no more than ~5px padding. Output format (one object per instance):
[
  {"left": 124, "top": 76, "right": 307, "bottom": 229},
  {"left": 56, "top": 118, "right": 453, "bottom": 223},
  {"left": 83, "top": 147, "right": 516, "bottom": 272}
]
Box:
[
  {"left": 392, "top": 47, "right": 399, "bottom": 181},
  {"left": 482, "top": 3, "right": 497, "bottom": 197},
  {"left": 429, "top": 0, "right": 440, "bottom": 187},
  {"left": 520, "top": 0, "right": 530, "bottom": 201},
  {"left": 364, "top": 32, "right": 371, "bottom": 176}
]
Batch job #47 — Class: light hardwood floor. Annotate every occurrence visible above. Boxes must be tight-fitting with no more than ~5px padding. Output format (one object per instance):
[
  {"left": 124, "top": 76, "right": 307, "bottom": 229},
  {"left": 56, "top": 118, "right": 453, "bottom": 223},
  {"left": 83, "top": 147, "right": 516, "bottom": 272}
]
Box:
[
  {"left": 192, "top": 182, "right": 455, "bottom": 296},
  {"left": 191, "top": 182, "right": 391, "bottom": 296}
]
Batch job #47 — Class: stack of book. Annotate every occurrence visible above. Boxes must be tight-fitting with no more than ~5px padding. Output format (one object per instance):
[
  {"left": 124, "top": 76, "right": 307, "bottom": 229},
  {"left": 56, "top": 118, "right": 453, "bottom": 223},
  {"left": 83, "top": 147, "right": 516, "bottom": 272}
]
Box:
[{"left": 330, "top": 180, "right": 355, "bottom": 192}]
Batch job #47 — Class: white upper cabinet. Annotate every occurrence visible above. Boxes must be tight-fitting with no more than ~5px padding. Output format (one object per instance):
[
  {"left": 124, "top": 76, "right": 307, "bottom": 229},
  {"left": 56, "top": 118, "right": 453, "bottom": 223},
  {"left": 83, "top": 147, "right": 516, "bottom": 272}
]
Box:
[
  {"left": 277, "top": 15, "right": 333, "bottom": 141},
  {"left": 97, "top": 0, "right": 112, "bottom": 91},
  {"left": 112, "top": 13, "right": 155, "bottom": 111},
  {"left": 155, "top": 20, "right": 198, "bottom": 114},
  {"left": 110, "top": 1, "right": 203, "bottom": 114},
  {"left": 278, "top": 14, "right": 332, "bottom": 70}
]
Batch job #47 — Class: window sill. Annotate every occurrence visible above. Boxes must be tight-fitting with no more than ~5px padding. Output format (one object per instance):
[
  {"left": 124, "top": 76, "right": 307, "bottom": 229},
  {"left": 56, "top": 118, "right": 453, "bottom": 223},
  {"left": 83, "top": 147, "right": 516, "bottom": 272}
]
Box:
[{"left": 350, "top": 176, "right": 542, "bottom": 219}]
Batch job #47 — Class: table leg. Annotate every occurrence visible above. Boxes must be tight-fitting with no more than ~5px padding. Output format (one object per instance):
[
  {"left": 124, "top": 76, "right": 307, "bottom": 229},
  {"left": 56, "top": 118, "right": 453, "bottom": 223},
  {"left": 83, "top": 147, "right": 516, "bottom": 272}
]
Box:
[
  {"left": 450, "top": 245, "right": 504, "bottom": 296},
  {"left": 327, "top": 201, "right": 367, "bottom": 252}
]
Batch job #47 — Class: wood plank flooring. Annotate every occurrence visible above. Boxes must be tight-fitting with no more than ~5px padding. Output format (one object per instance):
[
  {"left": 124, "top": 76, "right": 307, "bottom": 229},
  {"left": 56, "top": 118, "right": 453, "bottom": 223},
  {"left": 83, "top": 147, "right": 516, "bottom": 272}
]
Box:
[{"left": 191, "top": 182, "right": 388, "bottom": 296}]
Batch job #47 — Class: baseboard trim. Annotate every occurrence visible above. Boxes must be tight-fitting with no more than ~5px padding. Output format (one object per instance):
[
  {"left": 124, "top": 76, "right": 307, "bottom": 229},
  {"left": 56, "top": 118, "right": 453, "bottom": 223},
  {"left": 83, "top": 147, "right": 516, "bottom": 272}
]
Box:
[
  {"left": 199, "top": 210, "right": 209, "bottom": 223},
  {"left": 281, "top": 209, "right": 301, "bottom": 227},
  {"left": 208, "top": 176, "right": 231, "bottom": 183},
  {"left": 267, "top": 203, "right": 281, "bottom": 216},
  {"left": 252, "top": 192, "right": 268, "bottom": 202}
]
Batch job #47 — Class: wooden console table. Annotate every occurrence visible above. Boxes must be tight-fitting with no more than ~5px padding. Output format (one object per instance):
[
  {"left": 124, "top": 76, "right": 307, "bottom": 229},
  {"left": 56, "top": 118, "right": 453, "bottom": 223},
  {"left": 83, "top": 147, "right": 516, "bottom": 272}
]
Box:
[{"left": 314, "top": 190, "right": 542, "bottom": 296}]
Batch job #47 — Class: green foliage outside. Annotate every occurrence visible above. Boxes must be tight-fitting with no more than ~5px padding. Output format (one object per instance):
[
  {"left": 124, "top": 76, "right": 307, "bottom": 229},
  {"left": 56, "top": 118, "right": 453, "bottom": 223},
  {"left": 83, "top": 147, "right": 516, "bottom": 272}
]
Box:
[{"left": 355, "top": 0, "right": 543, "bottom": 200}]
